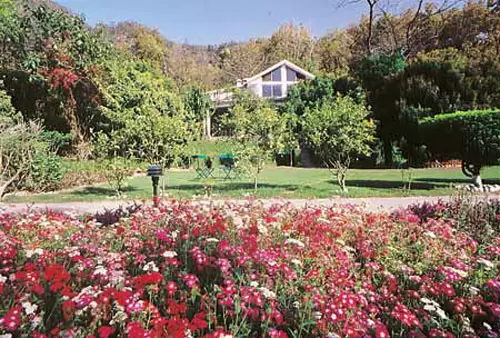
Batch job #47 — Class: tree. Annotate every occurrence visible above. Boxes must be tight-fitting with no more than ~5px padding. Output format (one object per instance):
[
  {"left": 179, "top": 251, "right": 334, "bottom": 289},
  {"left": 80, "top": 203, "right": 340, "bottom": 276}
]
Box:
[
  {"left": 228, "top": 91, "right": 285, "bottom": 192},
  {"left": 1, "top": 4, "right": 110, "bottom": 156},
  {"left": 338, "top": 0, "right": 379, "bottom": 54},
  {"left": 302, "top": 96, "right": 376, "bottom": 192},
  {"left": 218, "top": 40, "right": 268, "bottom": 84},
  {"left": 183, "top": 87, "right": 213, "bottom": 139},
  {"left": 265, "top": 23, "right": 316, "bottom": 70},
  {"left": 353, "top": 51, "right": 405, "bottom": 165},
  {"left": 316, "top": 30, "right": 353, "bottom": 77},
  {"left": 96, "top": 58, "right": 189, "bottom": 166},
  {"left": 420, "top": 110, "right": 500, "bottom": 189}
]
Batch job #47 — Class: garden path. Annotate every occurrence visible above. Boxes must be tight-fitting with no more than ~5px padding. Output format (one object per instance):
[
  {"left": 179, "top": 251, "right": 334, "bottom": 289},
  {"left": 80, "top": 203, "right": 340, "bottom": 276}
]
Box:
[{"left": 0, "top": 195, "right": 463, "bottom": 214}]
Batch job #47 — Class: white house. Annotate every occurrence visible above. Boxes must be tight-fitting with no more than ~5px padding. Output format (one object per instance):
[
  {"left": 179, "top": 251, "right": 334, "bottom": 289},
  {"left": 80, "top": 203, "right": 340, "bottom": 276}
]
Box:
[{"left": 207, "top": 60, "right": 315, "bottom": 136}]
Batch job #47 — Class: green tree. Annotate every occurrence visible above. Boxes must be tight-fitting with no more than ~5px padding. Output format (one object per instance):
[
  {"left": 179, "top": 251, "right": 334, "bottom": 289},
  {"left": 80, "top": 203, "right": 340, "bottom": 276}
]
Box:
[
  {"left": 183, "top": 87, "right": 213, "bottom": 139},
  {"left": 229, "top": 91, "right": 285, "bottom": 192},
  {"left": 96, "top": 58, "right": 189, "bottom": 166},
  {"left": 302, "top": 96, "right": 376, "bottom": 192}
]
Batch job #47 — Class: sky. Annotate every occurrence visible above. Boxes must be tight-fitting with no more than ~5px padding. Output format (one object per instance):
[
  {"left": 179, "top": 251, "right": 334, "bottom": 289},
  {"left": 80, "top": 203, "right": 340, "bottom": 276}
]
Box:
[{"left": 56, "top": 0, "right": 368, "bottom": 45}]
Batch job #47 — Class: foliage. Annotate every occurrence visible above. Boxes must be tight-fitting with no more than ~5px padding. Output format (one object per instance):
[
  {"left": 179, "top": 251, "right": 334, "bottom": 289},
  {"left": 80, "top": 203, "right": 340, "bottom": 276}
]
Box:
[
  {"left": 1, "top": 4, "right": 110, "bottom": 148},
  {"left": 96, "top": 58, "right": 189, "bottom": 166},
  {"left": 419, "top": 110, "right": 500, "bottom": 167},
  {"left": 92, "top": 202, "right": 142, "bottom": 226},
  {"left": 1, "top": 202, "right": 500, "bottom": 336},
  {"left": 183, "top": 87, "right": 213, "bottom": 139},
  {"left": 228, "top": 91, "right": 285, "bottom": 192},
  {"left": 0, "top": 119, "right": 46, "bottom": 198},
  {"left": 302, "top": 96, "right": 376, "bottom": 192},
  {"left": 39, "top": 131, "right": 72, "bottom": 154},
  {"left": 0, "top": 86, "right": 18, "bottom": 123},
  {"left": 102, "top": 158, "right": 130, "bottom": 198},
  {"left": 21, "top": 151, "right": 65, "bottom": 192}
]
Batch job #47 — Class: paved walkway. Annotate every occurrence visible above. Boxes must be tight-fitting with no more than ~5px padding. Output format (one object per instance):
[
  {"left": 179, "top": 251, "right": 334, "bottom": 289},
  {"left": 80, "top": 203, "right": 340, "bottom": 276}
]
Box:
[{"left": 0, "top": 196, "right": 464, "bottom": 214}]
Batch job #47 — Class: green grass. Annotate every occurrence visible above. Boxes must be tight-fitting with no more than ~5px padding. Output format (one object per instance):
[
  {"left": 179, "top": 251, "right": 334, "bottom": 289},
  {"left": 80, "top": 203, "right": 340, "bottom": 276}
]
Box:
[{"left": 5, "top": 166, "right": 500, "bottom": 203}]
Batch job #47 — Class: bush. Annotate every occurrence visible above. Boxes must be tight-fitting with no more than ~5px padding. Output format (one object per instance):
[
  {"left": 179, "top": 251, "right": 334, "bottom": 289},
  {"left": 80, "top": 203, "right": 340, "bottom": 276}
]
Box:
[
  {"left": 420, "top": 110, "right": 500, "bottom": 166},
  {"left": 21, "top": 152, "right": 66, "bottom": 192},
  {"left": 40, "top": 131, "right": 72, "bottom": 154}
]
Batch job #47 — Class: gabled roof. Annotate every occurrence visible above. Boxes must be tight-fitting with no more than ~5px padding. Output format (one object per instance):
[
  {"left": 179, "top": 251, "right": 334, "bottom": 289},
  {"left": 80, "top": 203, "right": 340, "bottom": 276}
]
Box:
[{"left": 243, "top": 60, "right": 315, "bottom": 83}]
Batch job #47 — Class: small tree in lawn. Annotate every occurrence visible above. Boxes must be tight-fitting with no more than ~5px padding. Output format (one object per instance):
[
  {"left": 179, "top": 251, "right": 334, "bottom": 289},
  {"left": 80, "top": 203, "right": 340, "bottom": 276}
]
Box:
[
  {"left": 302, "top": 96, "right": 375, "bottom": 192},
  {"left": 229, "top": 92, "right": 285, "bottom": 193}
]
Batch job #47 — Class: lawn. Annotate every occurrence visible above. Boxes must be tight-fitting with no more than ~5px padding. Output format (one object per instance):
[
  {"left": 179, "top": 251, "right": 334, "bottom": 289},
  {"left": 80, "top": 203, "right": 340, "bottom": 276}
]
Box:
[{"left": 5, "top": 165, "right": 500, "bottom": 203}]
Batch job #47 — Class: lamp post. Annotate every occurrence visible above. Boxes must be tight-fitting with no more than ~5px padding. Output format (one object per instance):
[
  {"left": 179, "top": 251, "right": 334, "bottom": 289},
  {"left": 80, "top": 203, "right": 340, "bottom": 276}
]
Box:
[{"left": 147, "top": 165, "right": 163, "bottom": 207}]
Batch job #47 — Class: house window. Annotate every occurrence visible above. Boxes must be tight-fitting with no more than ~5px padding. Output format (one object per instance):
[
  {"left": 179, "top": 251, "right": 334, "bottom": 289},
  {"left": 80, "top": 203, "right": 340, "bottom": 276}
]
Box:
[
  {"left": 262, "top": 84, "right": 283, "bottom": 98},
  {"left": 263, "top": 85, "right": 272, "bottom": 97},
  {"left": 286, "top": 68, "right": 297, "bottom": 81},
  {"left": 271, "top": 69, "right": 281, "bottom": 81},
  {"left": 263, "top": 72, "right": 272, "bottom": 81}
]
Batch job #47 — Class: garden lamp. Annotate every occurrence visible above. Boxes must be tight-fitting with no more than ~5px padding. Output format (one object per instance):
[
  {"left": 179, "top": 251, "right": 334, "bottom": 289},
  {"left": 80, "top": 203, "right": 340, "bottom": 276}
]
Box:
[{"left": 147, "top": 165, "right": 163, "bottom": 207}]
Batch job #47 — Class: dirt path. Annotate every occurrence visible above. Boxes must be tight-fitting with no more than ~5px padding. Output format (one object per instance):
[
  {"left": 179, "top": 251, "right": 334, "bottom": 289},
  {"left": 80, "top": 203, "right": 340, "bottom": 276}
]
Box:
[{"left": 0, "top": 195, "right": 463, "bottom": 214}]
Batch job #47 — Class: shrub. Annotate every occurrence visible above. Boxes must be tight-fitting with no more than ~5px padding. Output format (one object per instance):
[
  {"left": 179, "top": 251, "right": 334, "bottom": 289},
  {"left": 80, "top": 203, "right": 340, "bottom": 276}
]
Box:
[
  {"left": 40, "top": 131, "right": 72, "bottom": 154},
  {"left": 420, "top": 110, "right": 500, "bottom": 186},
  {"left": 420, "top": 110, "right": 500, "bottom": 165},
  {"left": 22, "top": 152, "right": 66, "bottom": 192}
]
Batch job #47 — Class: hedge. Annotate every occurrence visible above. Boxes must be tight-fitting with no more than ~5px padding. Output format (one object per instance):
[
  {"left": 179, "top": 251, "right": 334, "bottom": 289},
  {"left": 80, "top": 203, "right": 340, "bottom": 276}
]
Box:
[{"left": 419, "top": 109, "right": 500, "bottom": 165}]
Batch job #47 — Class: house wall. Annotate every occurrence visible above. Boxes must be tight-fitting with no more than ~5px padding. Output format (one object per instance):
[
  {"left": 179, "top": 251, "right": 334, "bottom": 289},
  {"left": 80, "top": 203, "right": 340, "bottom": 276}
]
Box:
[{"left": 246, "top": 64, "right": 298, "bottom": 99}]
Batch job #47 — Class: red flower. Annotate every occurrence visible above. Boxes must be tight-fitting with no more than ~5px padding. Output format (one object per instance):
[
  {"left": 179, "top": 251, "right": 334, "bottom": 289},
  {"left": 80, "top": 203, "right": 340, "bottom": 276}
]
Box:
[
  {"left": 98, "top": 326, "right": 115, "bottom": 338},
  {"left": 269, "top": 329, "right": 288, "bottom": 338}
]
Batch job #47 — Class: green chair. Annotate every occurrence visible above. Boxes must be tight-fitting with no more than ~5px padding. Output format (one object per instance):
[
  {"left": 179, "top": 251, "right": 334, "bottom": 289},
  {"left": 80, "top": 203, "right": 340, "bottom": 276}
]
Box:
[
  {"left": 217, "top": 154, "right": 239, "bottom": 179},
  {"left": 192, "top": 155, "right": 214, "bottom": 179}
]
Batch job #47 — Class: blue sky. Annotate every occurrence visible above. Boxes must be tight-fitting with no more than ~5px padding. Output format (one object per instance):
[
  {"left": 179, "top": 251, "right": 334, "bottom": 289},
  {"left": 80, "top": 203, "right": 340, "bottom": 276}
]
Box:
[{"left": 56, "top": 0, "right": 367, "bottom": 45}]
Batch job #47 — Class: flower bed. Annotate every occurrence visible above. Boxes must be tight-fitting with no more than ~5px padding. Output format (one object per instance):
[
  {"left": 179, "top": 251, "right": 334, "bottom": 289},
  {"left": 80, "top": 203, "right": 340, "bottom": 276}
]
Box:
[{"left": 0, "top": 201, "right": 499, "bottom": 337}]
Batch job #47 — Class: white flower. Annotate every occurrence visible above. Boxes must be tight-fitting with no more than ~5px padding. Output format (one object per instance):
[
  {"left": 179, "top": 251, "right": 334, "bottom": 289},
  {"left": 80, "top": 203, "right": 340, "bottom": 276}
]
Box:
[
  {"left": 435, "top": 308, "right": 449, "bottom": 320},
  {"left": 469, "top": 286, "right": 480, "bottom": 296},
  {"left": 291, "top": 259, "right": 302, "bottom": 266},
  {"left": 26, "top": 248, "right": 44, "bottom": 258},
  {"left": 483, "top": 322, "right": 492, "bottom": 331},
  {"left": 424, "top": 231, "right": 437, "bottom": 239},
  {"left": 162, "top": 251, "right": 178, "bottom": 258},
  {"left": 142, "top": 261, "right": 159, "bottom": 272},
  {"left": 292, "top": 301, "right": 300, "bottom": 309},
  {"left": 285, "top": 238, "right": 305, "bottom": 248},
  {"left": 259, "top": 287, "right": 276, "bottom": 299},
  {"left": 22, "top": 302, "right": 38, "bottom": 315},
  {"left": 171, "top": 231, "right": 179, "bottom": 240},
  {"left": 250, "top": 281, "right": 259, "bottom": 288},
  {"left": 0, "top": 275, "right": 6, "bottom": 283},
  {"left": 94, "top": 266, "right": 108, "bottom": 276},
  {"left": 477, "top": 258, "right": 494, "bottom": 269},
  {"left": 423, "top": 304, "right": 436, "bottom": 312},
  {"left": 206, "top": 238, "right": 219, "bottom": 243},
  {"left": 0, "top": 334, "right": 13, "bottom": 338},
  {"left": 90, "top": 301, "right": 98, "bottom": 309},
  {"left": 313, "top": 311, "right": 322, "bottom": 320}
]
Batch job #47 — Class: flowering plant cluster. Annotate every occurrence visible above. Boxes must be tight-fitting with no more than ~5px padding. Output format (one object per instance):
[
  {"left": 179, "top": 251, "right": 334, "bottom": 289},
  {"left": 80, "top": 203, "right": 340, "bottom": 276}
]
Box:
[{"left": 0, "top": 200, "right": 499, "bottom": 337}]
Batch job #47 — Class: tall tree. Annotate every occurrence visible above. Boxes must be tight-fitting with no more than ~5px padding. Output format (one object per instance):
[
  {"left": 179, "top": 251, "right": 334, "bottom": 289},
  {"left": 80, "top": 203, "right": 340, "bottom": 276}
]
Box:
[{"left": 266, "top": 23, "right": 316, "bottom": 69}]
